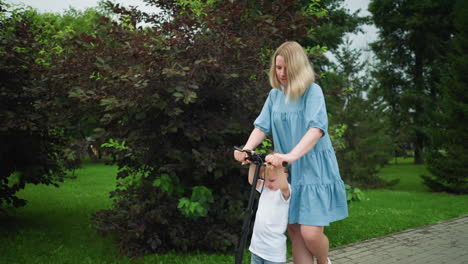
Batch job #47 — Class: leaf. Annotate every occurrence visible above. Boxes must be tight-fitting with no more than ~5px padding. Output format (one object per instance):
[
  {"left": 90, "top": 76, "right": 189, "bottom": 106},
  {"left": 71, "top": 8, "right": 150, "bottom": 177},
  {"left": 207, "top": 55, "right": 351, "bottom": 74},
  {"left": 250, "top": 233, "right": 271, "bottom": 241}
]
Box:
[
  {"left": 96, "top": 56, "right": 103, "bottom": 64},
  {"left": 178, "top": 197, "right": 190, "bottom": 209},
  {"left": 153, "top": 178, "right": 161, "bottom": 187},
  {"left": 173, "top": 92, "right": 183, "bottom": 98},
  {"left": 168, "top": 107, "right": 184, "bottom": 117},
  {"left": 100, "top": 97, "right": 118, "bottom": 106}
]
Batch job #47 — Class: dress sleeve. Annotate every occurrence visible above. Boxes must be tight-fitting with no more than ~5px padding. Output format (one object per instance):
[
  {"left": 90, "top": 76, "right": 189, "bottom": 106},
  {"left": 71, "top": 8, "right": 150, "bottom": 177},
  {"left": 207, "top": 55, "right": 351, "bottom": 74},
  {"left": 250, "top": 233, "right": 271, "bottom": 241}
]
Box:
[
  {"left": 253, "top": 89, "right": 274, "bottom": 135},
  {"left": 305, "top": 83, "right": 328, "bottom": 136}
]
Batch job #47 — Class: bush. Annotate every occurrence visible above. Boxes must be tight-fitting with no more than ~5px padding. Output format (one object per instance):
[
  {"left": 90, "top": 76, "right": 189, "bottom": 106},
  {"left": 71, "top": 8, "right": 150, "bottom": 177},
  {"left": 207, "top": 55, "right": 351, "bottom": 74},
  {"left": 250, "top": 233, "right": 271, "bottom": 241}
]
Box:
[
  {"left": 85, "top": 0, "right": 330, "bottom": 256},
  {"left": 0, "top": 3, "right": 66, "bottom": 208},
  {"left": 345, "top": 184, "right": 365, "bottom": 203}
]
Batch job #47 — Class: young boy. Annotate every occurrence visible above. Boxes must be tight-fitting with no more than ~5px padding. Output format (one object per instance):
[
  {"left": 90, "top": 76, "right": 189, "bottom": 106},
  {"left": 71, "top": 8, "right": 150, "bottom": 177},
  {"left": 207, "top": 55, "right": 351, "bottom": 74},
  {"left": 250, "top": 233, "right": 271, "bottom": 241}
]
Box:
[{"left": 248, "top": 163, "right": 291, "bottom": 264}]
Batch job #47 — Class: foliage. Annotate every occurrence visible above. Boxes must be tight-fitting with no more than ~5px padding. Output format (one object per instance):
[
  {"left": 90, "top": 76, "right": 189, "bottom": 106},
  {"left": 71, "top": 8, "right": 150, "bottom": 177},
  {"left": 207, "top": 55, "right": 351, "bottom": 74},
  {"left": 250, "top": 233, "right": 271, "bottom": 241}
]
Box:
[
  {"left": 152, "top": 173, "right": 183, "bottom": 195},
  {"left": 253, "top": 138, "right": 273, "bottom": 154},
  {"left": 303, "top": 0, "right": 367, "bottom": 53},
  {"left": 174, "top": 0, "right": 218, "bottom": 18},
  {"left": 0, "top": 2, "right": 67, "bottom": 208},
  {"left": 422, "top": 0, "right": 468, "bottom": 194},
  {"left": 369, "top": 0, "right": 456, "bottom": 164},
  {"left": 101, "top": 138, "right": 129, "bottom": 161},
  {"left": 344, "top": 184, "right": 364, "bottom": 203},
  {"left": 329, "top": 123, "right": 347, "bottom": 151},
  {"left": 178, "top": 186, "right": 214, "bottom": 219},
  {"left": 0, "top": 2, "right": 113, "bottom": 207},
  {"left": 320, "top": 41, "right": 395, "bottom": 187}
]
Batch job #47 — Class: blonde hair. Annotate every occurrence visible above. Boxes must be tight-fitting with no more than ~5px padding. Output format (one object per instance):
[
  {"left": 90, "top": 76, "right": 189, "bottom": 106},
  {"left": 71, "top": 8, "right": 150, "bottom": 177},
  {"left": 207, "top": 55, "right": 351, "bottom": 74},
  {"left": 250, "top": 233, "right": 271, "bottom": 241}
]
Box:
[{"left": 269, "top": 41, "right": 315, "bottom": 101}]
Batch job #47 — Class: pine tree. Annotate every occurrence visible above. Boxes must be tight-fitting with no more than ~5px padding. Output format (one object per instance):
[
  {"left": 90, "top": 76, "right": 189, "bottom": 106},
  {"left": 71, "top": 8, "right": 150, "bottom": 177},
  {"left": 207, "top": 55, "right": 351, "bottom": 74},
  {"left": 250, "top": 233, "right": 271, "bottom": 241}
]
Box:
[
  {"left": 422, "top": 0, "right": 468, "bottom": 194},
  {"left": 321, "top": 40, "right": 394, "bottom": 187}
]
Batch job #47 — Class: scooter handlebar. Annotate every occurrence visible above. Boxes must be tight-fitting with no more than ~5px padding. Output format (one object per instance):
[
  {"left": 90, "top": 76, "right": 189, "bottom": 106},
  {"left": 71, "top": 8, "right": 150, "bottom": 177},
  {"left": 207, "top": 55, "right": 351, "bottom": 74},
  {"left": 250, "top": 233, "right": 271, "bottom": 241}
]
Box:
[{"left": 234, "top": 146, "right": 289, "bottom": 171}]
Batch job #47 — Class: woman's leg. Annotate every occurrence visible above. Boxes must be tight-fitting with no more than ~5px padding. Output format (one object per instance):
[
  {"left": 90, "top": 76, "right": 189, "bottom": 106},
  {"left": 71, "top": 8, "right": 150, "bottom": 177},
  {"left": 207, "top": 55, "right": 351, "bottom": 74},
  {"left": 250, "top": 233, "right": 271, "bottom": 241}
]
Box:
[
  {"left": 288, "top": 224, "right": 314, "bottom": 264},
  {"left": 300, "top": 225, "right": 329, "bottom": 264}
]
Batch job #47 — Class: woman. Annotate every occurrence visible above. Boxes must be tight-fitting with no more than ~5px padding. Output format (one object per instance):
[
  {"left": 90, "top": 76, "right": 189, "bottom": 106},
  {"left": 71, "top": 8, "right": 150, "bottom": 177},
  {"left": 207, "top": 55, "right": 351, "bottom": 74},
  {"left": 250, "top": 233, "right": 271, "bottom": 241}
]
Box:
[{"left": 234, "top": 41, "right": 348, "bottom": 264}]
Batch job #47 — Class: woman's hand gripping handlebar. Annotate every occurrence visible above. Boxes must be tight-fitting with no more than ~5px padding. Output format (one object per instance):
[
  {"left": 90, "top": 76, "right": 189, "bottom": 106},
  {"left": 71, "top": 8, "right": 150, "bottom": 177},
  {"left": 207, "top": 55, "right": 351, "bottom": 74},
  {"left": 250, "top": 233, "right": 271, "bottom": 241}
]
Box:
[{"left": 234, "top": 147, "right": 288, "bottom": 173}]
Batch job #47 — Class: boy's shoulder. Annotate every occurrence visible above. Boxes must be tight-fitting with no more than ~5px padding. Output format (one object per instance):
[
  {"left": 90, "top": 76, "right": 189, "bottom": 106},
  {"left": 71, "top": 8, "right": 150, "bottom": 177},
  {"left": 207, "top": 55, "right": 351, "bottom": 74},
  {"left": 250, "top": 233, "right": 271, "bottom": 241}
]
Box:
[{"left": 259, "top": 185, "right": 291, "bottom": 204}]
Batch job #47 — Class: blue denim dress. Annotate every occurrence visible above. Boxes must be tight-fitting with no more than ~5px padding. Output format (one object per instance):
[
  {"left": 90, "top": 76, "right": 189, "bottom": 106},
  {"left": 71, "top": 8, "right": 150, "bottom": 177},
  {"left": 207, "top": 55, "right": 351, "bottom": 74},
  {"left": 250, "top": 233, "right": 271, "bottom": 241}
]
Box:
[{"left": 254, "top": 83, "right": 348, "bottom": 226}]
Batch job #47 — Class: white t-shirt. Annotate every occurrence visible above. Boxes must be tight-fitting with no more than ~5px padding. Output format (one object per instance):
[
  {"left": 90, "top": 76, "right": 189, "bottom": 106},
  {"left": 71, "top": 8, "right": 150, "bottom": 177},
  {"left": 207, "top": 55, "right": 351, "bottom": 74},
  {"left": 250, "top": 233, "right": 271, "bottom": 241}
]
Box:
[{"left": 249, "top": 181, "right": 291, "bottom": 262}]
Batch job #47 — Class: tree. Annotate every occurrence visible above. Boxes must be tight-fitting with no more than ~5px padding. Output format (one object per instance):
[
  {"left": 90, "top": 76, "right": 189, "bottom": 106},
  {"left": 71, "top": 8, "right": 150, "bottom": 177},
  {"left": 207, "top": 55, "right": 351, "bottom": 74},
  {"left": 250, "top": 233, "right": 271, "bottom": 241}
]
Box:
[
  {"left": 320, "top": 40, "right": 395, "bottom": 187},
  {"left": 369, "top": 0, "right": 456, "bottom": 164},
  {"left": 302, "top": 0, "right": 367, "bottom": 51},
  {"left": 422, "top": 0, "right": 468, "bottom": 194}
]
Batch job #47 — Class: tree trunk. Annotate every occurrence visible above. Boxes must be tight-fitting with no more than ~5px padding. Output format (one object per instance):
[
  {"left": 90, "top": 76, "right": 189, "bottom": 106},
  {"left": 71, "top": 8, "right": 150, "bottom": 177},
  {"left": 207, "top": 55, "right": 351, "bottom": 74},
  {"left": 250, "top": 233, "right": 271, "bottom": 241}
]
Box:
[
  {"left": 414, "top": 131, "right": 424, "bottom": 164},
  {"left": 413, "top": 48, "right": 425, "bottom": 165}
]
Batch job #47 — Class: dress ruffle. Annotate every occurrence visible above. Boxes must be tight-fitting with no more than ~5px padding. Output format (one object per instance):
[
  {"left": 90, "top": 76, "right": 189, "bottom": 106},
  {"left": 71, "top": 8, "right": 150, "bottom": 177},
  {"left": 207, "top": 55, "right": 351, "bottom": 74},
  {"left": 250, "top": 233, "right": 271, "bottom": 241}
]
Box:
[{"left": 288, "top": 180, "right": 348, "bottom": 226}]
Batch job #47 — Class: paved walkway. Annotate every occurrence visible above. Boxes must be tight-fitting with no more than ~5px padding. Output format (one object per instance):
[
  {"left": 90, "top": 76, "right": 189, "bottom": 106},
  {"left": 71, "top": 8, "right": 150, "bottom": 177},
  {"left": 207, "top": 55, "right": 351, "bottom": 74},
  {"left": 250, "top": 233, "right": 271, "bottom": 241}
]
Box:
[{"left": 328, "top": 215, "right": 468, "bottom": 264}]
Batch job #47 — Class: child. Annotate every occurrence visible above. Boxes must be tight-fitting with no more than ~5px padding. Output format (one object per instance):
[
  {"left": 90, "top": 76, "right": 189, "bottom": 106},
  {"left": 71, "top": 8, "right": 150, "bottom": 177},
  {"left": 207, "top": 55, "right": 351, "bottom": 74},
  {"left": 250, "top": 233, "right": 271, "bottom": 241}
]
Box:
[{"left": 248, "top": 163, "right": 291, "bottom": 264}]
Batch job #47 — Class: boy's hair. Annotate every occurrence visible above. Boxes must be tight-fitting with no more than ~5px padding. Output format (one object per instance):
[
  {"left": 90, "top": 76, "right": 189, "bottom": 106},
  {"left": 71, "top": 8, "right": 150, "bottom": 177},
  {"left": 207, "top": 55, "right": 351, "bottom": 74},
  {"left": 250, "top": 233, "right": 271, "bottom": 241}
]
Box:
[{"left": 269, "top": 41, "right": 315, "bottom": 102}]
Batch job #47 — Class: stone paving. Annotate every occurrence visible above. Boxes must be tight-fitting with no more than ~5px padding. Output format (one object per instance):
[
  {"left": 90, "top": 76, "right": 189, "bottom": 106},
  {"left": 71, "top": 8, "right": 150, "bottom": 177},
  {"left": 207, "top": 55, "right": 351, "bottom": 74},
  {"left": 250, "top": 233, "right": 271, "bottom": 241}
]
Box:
[
  {"left": 328, "top": 215, "right": 468, "bottom": 264},
  {"left": 288, "top": 215, "right": 468, "bottom": 264}
]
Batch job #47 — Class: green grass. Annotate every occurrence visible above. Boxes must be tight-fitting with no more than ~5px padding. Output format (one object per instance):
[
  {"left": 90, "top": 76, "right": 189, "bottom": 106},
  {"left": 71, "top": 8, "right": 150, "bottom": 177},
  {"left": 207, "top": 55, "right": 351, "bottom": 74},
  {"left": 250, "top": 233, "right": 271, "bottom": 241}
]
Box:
[
  {"left": 0, "top": 162, "right": 239, "bottom": 264},
  {"left": 1, "top": 159, "right": 468, "bottom": 263},
  {"left": 378, "top": 157, "right": 430, "bottom": 192},
  {"left": 0, "top": 162, "right": 121, "bottom": 264}
]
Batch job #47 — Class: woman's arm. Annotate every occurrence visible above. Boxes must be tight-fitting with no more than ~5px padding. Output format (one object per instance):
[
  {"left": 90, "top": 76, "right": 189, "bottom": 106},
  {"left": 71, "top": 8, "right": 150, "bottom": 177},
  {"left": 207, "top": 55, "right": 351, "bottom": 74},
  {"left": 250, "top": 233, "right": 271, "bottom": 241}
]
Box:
[
  {"left": 234, "top": 128, "right": 266, "bottom": 164},
  {"left": 288, "top": 127, "right": 323, "bottom": 162},
  {"left": 243, "top": 127, "right": 267, "bottom": 150},
  {"left": 266, "top": 127, "right": 323, "bottom": 166}
]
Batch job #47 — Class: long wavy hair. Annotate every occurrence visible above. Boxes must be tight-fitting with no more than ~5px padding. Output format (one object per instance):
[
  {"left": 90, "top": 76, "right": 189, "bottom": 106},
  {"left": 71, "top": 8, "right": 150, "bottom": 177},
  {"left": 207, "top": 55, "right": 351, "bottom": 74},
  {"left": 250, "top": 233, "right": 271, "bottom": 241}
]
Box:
[{"left": 269, "top": 41, "right": 315, "bottom": 101}]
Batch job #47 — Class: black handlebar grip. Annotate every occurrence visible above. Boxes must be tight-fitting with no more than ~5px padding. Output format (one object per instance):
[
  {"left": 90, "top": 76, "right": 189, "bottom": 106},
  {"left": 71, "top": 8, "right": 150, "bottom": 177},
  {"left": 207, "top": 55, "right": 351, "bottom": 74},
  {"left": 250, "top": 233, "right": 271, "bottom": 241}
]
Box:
[
  {"left": 282, "top": 161, "right": 289, "bottom": 173},
  {"left": 265, "top": 161, "right": 288, "bottom": 167}
]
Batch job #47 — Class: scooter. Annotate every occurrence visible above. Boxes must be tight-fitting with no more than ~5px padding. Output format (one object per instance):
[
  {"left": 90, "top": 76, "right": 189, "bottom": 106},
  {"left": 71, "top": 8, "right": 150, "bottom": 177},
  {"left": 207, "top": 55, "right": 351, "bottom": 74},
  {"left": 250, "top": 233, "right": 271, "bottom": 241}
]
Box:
[{"left": 234, "top": 146, "right": 288, "bottom": 264}]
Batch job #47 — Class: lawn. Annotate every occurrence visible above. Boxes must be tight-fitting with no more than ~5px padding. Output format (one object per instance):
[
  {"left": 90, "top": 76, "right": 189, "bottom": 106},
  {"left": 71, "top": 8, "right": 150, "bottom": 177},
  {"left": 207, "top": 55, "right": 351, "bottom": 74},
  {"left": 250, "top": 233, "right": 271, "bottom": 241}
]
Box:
[{"left": 1, "top": 159, "right": 467, "bottom": 264}]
